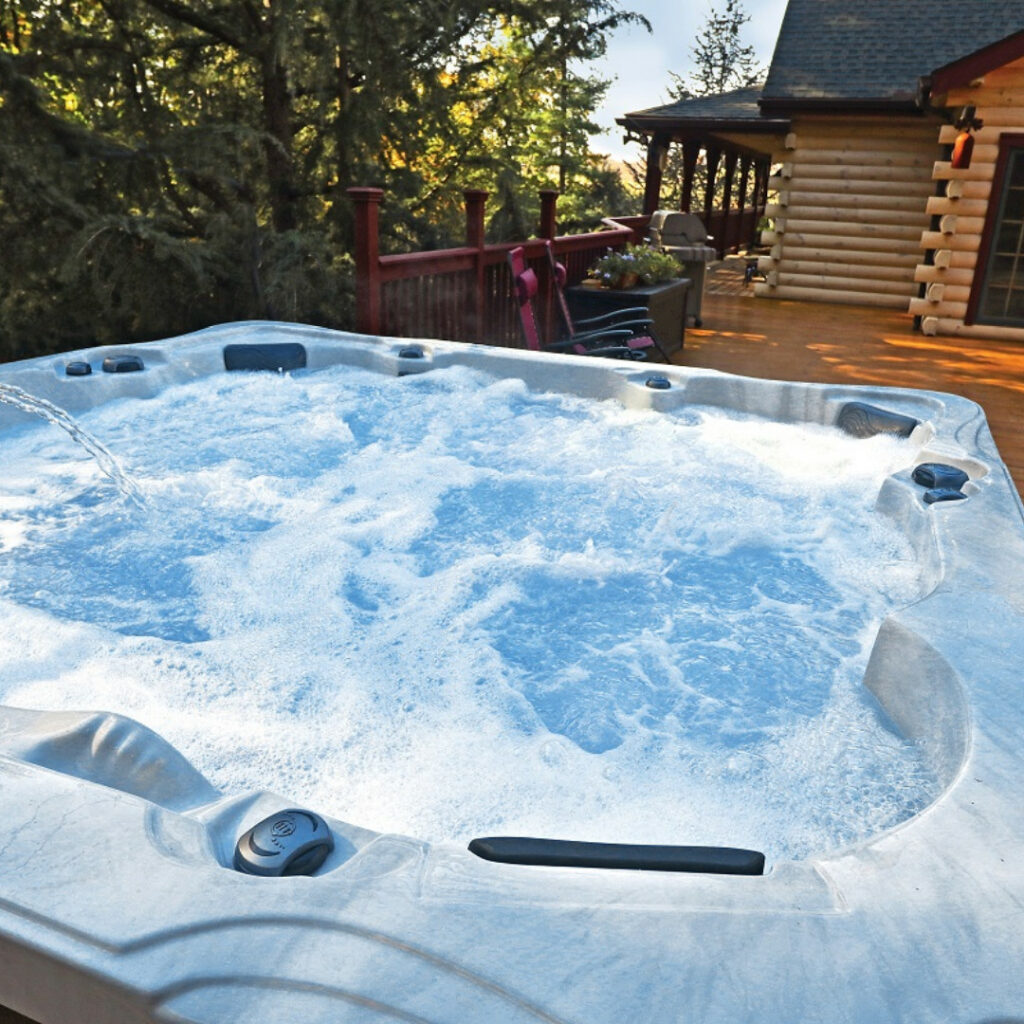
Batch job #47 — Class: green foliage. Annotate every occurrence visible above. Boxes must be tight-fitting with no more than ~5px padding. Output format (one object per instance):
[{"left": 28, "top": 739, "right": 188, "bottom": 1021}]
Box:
[
  {"left": 387, "top": 4, "right": 647, "bottom": 244},
  {"left": 0, "top": 0, "right": 642, "bottom": 361},
  {"left": 588, "top": 243, "right": 681, "bottom": 287}
]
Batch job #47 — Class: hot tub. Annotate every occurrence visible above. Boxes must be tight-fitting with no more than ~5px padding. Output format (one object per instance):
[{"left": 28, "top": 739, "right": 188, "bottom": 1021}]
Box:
[{"left": 0, "top": 323, "right": 1022, "bottom": 1023}]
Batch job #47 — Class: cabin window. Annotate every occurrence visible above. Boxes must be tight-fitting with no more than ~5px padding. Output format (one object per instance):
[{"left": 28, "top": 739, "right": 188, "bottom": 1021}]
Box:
[{"left": 972, "top": 138, "right": 1024, "bottom": 327}]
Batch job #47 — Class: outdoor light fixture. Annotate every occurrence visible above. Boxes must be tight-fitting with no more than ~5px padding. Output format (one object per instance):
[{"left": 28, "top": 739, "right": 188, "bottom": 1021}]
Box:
[{"left": 951, "top": 105, "right": 984, "bottom": 169}]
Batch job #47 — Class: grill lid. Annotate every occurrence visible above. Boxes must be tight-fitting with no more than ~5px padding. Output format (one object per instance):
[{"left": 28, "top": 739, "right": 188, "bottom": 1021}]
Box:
[{"left": 649, "top": 210, "right": 709, "bottom": 245}]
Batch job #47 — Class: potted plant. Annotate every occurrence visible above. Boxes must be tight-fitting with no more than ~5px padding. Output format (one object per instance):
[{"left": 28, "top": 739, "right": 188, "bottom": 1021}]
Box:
[{"left": 587, "top": 244, "right": 682, "bottom": 289}]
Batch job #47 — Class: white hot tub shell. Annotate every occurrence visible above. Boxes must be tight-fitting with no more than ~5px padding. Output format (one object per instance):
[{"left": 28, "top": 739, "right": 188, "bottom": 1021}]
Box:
[{"left": 0, "top": 323, "right": 1023, "bottom": 1024}]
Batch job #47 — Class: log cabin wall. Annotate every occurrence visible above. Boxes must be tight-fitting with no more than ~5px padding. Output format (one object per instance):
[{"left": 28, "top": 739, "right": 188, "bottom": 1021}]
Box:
[
  {"left": 754, "top": 116, "right": 942, "bottom": 309},
  {"left": 914, "top": 55, "right": 1024, "bottom": 341}
]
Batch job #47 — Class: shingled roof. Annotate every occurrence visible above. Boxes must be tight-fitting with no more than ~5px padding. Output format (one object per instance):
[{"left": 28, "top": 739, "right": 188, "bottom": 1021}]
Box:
[
  {"left": 627, "top": 86, "right": 764, "bottom": 124},
  {"left": 761, "top": 0, "right": 1024, "bottom": 110},
  {"left": 621, "top": 85, "right": 788, "bottom": 134}
]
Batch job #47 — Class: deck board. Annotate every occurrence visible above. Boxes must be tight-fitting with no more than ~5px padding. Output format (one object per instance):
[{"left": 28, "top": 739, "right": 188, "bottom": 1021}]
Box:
[{"left": 674, "top": 260, "right": 1024, "bottom": 498}]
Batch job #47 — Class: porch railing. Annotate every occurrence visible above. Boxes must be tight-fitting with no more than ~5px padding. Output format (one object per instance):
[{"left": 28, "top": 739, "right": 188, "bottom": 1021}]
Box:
[
  {"left": 348, "top": 187, "right": 649, "bottom": 347},
  {"left": 705, "top": 206, "right": 762, "bottom": 258}
]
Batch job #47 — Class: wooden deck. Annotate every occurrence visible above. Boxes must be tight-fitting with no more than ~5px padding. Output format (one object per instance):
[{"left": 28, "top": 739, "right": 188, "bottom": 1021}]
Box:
[{"left": 674, "top": 259, "right": 1024, "bottom": 498}]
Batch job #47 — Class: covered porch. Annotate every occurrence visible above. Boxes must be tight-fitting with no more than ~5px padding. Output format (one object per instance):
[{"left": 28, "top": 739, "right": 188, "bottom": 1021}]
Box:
[{"left": 617, "top": 87, "right": 789, "bottom": 258}]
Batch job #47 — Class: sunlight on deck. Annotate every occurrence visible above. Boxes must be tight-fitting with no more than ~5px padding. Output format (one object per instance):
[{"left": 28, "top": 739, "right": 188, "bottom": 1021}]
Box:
[{"left": 676, "top": 262, "right": 1024, "bottom": 496}]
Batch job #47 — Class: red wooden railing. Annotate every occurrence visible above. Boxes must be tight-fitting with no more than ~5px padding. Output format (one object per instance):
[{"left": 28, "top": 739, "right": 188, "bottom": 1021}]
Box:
[
  {"left": 347, "top": 187, "right": 760, "bottom": 347},
  {"left": 348, "top": 187, "right": 649, "bottom": 347}
]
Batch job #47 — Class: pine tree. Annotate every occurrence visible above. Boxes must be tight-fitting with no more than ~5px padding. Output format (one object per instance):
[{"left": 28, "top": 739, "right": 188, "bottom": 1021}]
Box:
[
  {"left": 0, "top": 0, "right": 644, "bottom": 358},
  {"left": 659, "top": 0, "right": 763, "bottom": 210},
  {"left": 669, "top": 0, "right": 762, "bottom": 100}
]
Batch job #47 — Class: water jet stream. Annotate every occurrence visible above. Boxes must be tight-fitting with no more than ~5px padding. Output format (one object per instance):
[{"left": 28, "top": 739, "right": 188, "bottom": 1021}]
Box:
[{"left": 0, "top": 383, "right": 145, "bottom": 506}]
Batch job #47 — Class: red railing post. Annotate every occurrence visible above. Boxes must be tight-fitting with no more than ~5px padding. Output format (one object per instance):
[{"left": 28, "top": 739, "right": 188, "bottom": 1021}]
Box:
[
  {"left": 464, "top": 189, "right": 488, "bottom": 249},
  {"left": 538, "top": 190, "right": 559, "bottom": 343},
  {"left": 464, "top": 189, "right": 489, "bottom": 341},
  {"left": 539, "top": 189, "right": 559, "bottom": 240},
  {"left": 347, "top": 187, "right": 384, "bottom": 334}
]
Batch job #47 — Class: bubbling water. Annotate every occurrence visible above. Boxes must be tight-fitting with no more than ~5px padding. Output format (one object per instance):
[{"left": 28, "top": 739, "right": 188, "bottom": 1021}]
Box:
[{"left": 0, "top": 362, "right": 936, "bottom": 861}]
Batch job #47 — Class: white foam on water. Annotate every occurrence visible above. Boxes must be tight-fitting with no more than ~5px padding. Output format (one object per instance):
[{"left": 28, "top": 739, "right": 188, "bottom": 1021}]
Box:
[{"left": 0, "top": 361, "right": 935, "bottom": 861}]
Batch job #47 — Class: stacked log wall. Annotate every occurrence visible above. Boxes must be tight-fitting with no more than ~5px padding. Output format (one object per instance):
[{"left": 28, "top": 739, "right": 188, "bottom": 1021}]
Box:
[
  {"left": 755, "top": 116, "right": 941, "bottom": 308},
  {"left": 914, "top": 55, "right": 1024, "bottom": 341}
]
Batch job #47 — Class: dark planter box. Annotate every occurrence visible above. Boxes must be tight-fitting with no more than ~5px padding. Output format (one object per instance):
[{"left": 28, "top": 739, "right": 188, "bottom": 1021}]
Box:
[{"left": 565, "top": 277, "right": 690, "bottom": 355}]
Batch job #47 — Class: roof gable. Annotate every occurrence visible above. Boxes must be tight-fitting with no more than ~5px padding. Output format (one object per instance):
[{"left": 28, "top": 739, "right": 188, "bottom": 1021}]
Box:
[
  {"left": 762, "top": 0, "right": 1024, "bottom": 109},
  {"left": 929, "top": 30, "right": 1024, "bottom": 95}
]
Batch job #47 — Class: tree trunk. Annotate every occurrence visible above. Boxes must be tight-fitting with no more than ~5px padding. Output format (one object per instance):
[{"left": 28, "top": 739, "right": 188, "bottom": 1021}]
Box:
[{"left": 261, "top": 38, "right": 296, "bottom": 232}]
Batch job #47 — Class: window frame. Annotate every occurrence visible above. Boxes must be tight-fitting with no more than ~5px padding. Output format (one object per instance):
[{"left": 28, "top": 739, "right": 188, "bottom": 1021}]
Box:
[{"left": 966, "top": 132, "right": 1024, "bottom": 327}]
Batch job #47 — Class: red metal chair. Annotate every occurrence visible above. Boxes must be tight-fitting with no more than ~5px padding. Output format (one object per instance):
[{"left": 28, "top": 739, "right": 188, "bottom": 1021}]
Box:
[
  {"left": 546, "top": 242, "right": 670, "bottom": 362},
  {"left": 507, "top": 246, "right": 645, "bottom": 361}
]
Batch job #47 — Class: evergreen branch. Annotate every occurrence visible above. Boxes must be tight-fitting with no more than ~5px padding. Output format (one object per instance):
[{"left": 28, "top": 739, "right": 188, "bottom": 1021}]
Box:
[
  {"left": 0, "top": 143, "right": 91, "bottom": 227},
  {"left": 137, "top": 0, "right": 247, "bottom": 52},
  {"left": 0, "top": 52, "right": 135, "bottom": 161}
]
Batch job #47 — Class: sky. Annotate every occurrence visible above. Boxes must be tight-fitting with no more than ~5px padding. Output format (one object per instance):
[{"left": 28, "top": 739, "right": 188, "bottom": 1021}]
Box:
[{"left": 587, "top": 0, "right": 791, "bottom": 160}]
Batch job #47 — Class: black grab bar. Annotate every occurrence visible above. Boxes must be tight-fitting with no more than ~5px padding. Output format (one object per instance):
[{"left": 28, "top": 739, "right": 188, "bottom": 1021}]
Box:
[{"left": 468, "top": 837, "right": 765, "bottom": 875}]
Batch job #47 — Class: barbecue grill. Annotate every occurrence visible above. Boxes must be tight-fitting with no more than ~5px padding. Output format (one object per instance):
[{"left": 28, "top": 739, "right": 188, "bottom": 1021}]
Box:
[{"left": 647, "top": 211, "right": 716, "bottom": 327}]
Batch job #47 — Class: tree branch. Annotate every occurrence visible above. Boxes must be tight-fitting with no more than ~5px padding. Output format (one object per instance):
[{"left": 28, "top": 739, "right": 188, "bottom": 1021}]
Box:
[{"left": 138, "top": 0, "right": 248, "bottom": 52}]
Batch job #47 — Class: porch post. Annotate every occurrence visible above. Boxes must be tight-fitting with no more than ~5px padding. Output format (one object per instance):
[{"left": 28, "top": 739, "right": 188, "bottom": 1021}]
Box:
[
  {"left": 738, "top": 155, "right": 753, "bottom": 248},
  {"left": 347, "top": 187, "right": 384, "bottom": 335},
  {"left": 464, "top": 189, "right": 489, "bottom": 341},
  {"left": 643, "top": 134, "right": 668, "bottom": 213},
  {"left": 721, "top": 151, "right": 738, "bottom": 255},
  {"left": 756, "top": 158, "right": 771, "bottom": 211},
  {"left": 680, "top": 140, "right": 701, "bottom": 212},
  {"left": 738, "top": 155, "right": 752, "bottom": 207},
  {"left": 703, "top": 147, "right": 722, "bottom": 256},
  {"left": 753, "top": 158, "right": 770, "bottom": 247}
]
